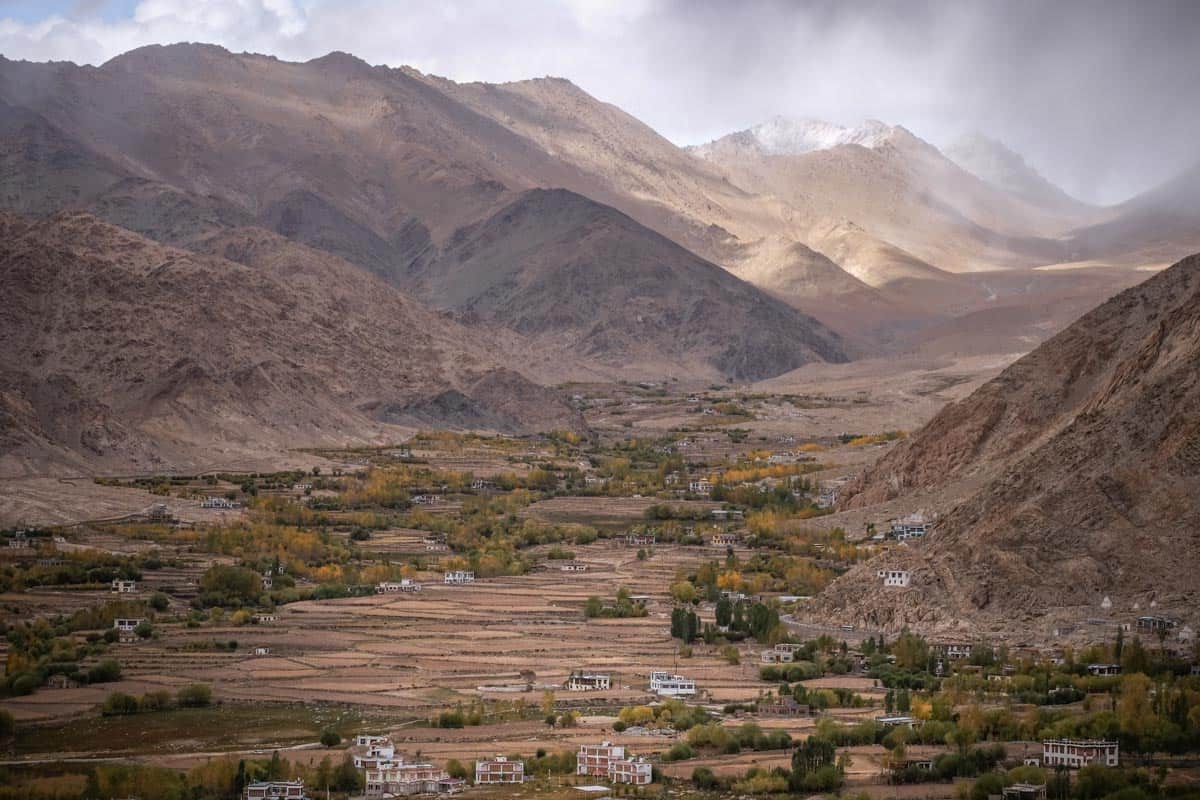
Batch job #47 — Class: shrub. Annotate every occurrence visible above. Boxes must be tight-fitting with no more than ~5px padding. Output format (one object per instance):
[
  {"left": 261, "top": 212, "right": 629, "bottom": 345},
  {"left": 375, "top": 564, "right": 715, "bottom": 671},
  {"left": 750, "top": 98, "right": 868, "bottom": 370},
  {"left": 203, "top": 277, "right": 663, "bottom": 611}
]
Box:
[
  {"left": 177, "top": 683, "right": 213, "bottom": 707},
  {"left": 320, "top": 729, "right": 341, "bottom": 747},
  {"left": 662, "top": 743, "right": 696, "bottom": 762},
  {"left": 692, "top": 766, "right": 719, "bottom": 789},
  {"left": 434, "top": 711, "right": 465, "bottom": 728},
  {"left": 88, "top": 660, "right": 122, "bottom": 684},
  {"left": 102, "top": 692, "right": 141, "bottom": 716},
  {"left": 9, "top": 673, "right": 39, "bottom": 696},
  {"left": 139, "top": 690, "right": 172, "bottom": 711}
]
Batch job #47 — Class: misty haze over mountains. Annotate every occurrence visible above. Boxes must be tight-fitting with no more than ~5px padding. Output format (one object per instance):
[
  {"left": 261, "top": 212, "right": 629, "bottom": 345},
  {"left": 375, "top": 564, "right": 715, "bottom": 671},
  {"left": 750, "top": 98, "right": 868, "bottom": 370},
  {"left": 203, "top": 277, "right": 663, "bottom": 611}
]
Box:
[{"left": 2, "top": 0, "right": 1199, "bottom": 204}]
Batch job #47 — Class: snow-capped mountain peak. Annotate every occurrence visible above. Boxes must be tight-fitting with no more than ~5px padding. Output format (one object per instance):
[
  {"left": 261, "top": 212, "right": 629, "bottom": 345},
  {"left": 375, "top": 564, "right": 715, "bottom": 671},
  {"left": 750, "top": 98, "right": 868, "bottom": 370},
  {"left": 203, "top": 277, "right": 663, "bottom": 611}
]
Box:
[{"left": 749, "top": 116, "right": 897, "bottom": 154}]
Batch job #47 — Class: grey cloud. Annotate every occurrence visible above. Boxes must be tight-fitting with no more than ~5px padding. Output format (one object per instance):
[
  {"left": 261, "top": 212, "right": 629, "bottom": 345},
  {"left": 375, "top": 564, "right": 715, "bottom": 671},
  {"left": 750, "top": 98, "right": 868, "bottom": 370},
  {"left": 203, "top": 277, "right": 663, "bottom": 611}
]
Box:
[{"left": 1, "top": 0, "right": 1196, "bottom": 203}]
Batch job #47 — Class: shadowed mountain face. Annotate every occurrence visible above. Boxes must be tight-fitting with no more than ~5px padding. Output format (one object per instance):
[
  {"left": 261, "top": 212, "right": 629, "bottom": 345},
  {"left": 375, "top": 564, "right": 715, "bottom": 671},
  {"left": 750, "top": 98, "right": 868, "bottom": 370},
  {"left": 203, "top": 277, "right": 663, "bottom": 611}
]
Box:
[
  {"left": 414, "top": 188, "right": 849, "bottom": 380},
  {"left": 0, "top": 44, "right": 845, "bottom": 382},
  {"left": 0, "top": 213, "right": 582, "bottom": 476},
  {"left": 813, "top": 254, "right": 1200, "bottom": 639}
]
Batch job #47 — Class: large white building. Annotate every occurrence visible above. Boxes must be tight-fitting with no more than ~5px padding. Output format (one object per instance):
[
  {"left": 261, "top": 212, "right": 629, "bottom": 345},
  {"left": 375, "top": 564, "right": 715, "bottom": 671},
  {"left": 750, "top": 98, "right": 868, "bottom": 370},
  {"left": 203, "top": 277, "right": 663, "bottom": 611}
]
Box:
[
  {"left": 878, "top": 569, "right": 911, "bottom": 587},
  {"left": 443, "top": 570, "right": 475, "bottom": 584},
  {"left": 576, "top": 743, "right": 652, "bottom": 785},
  {"left": 889, "top": 513, "right": 930, "bottom": 540},
  {"left": 567, "top": 671, "right": 611, "bottom": 691},
  {"left": 244, "top": 780, "right": 307, "bottom": 800},
  {"left": 475, "top": 756, "right": 524, "bottom": 784},
  {"left": 649, "top": 670, "right": 696, "bottom": 697},
  {"left": 1042, "top": 739, "right": 1119, "bottom": 769},
  {"left": 364, "top": 761, "right": 464, "bottom": 796}
]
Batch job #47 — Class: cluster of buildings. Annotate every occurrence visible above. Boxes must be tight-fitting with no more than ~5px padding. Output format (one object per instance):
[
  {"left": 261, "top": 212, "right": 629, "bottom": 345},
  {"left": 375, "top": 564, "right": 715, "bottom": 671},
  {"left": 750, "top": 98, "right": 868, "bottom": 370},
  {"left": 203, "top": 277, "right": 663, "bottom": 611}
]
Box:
[
  {"left": 344, "top": 735, "right": 660, "bottom": 795},
  {"left": 576, "top": 742, "right": 652, "bottom": 785},
  {"left": 352, "top": 735, "right": 465, "bottom": 796}
]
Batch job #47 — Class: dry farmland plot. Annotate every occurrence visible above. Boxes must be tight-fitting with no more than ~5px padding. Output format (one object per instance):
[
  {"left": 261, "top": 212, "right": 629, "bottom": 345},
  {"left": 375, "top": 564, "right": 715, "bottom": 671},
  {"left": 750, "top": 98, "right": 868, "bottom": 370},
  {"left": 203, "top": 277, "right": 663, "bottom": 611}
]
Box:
[
  {"left": 521, "top": 496, "right": 719, "bottom": 529},
  {"left": 5, "top": 542, "right": 784, "bottom": 760}
]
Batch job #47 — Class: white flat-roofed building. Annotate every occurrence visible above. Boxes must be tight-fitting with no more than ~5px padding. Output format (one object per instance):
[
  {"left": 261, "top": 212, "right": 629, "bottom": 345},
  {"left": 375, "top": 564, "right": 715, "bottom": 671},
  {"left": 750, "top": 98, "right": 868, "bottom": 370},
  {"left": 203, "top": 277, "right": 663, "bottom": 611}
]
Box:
[
  {"left": 1042, "top": 739, "right": 1119, "bottom": 769},
  {"left": 475, "top": 756, "right": 524, "bottom": 784},
  {"left": 244, "top": 779, "right": 307, "bottom": 800},
  {"left": 577, "top": 742, "right": 625, "bottom": 777},
  {"left": 877, "top": 569, "right": 911, "bottom": 587},
  {"left": 111, "top": 578, "right": 137, "bottom": 593},
  {"left": 377, "top": 579, "right": 422, "bottom": 593},
  {"left": 351, "top": 735, "right": 397, "bottom": 769},
  {"left": 365, "top": 761, "right": 462, "bottom": 796},
  {"left": 649, "top": 670, "right": 696, "bottom": 697},
  {"left": 889, "top": 513, "right": 930, "bottom": 540},
  {"left": 609, "top": 756, "right": 652, "bottom": 785},
  {"left": 875, "top": 715, "right": 919, "bottom": 728},
  {"left": 443, "top": 570, "right": 475, "bottom": 584},
  {"left": 201, "top": 496, "right": 238, "bottom": 509},
  {"left": 567, "top": 671, "right": 611, "bottom": 691}
]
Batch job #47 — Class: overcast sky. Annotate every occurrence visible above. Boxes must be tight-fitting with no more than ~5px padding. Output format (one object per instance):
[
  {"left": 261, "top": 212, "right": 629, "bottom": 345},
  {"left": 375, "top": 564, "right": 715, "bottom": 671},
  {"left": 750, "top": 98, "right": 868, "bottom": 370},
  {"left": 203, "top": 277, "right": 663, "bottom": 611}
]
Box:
[{"left": 1, "top": 0, "right": 1197, "bottom": 204}]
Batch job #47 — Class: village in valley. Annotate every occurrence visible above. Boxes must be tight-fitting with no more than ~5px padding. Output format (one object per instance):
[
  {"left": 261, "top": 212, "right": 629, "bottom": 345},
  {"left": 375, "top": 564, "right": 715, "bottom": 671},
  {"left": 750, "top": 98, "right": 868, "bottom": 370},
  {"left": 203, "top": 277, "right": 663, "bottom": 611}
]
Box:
[{"left": 1, "top": 383, "right": 1197, "bottom": 800}]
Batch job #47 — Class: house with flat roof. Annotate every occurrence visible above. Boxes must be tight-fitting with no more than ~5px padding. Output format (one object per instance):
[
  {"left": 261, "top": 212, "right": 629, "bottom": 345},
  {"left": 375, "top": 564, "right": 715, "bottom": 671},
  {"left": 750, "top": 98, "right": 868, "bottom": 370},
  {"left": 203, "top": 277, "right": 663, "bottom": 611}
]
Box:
[
  {"left": 875, "top": 715, "right": 919, "bottom": 728},
  {"left": 201, "top": 496, "right": 238, "bottom": 509},
  {"left": 1042, "top": 739, "right": 1119, "bottom": 769},
  {"left": 649, "top": 670, "right": 696, "bottom": 697},
  {"left": 443, "top": 570, "right": 475, "bottom": 584},
  {"left": 475, "top": 756, "right": 524, "bottom": 784},
  {"left": 567, "top": 671, "right": 611, "bottom": 691},
  {"left": 576, "top": 743, "right": 652, "bottom": 785},
  {"left": 1087, "top": 663, "right": 1121, "bottom": 676},
  {"left": 111, "top": 578, "right": 137, "bottom": 593},
  {"left": 365, "top": 760, "right": 463, "bottom": 796},
  {"left": 377, "top": 579, "right": 422, "bottom": 593},
  {"left": 244, "top": 780, "right": 307, "bottom": 800},
  {"left": 878, "top": 569, "right": 911, "bottom": 587}
]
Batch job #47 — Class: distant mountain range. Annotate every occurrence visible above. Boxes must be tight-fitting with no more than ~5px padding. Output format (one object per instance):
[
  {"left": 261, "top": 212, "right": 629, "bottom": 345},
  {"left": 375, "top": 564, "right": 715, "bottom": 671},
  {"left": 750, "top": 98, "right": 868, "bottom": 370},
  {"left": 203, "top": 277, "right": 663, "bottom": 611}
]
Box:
[{"left": 1, "top": 43, "right": 1198, "bottom": 471}]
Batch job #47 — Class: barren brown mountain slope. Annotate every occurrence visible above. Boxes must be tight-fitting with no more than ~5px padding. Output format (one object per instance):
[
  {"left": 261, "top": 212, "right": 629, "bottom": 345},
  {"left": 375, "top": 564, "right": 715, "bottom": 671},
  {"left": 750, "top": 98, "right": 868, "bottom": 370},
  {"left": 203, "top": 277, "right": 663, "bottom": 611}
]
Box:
[
  {"left": 0, "top": 45, "right": 846, "bottom": 380},
  {"left": 0, "top": 213, "right": 580, "bottom": 477},
  {"left": 810, "top": 253, "right": 1200, "bottom": 640},
  {"left": 413, "top": 188, "right": 850, "bottom": 380},
  {"left": 436, "top": 81, "right": 1157, "bottom": 352}
]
